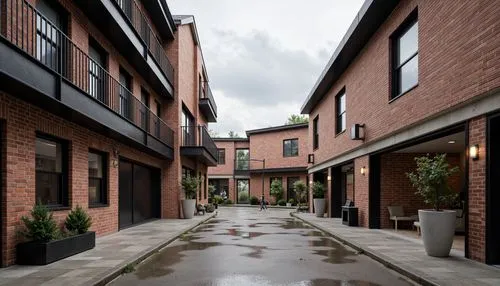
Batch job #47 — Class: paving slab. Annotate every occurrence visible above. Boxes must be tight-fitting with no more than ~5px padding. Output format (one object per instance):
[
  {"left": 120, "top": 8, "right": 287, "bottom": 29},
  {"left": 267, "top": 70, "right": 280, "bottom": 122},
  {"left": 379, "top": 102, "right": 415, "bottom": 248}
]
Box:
[
  {"left": 292, "top": 212, "right": 500, "bottom": 286},
  {"left": 0, "top": 212, "right": 216, "bottom": 286}
]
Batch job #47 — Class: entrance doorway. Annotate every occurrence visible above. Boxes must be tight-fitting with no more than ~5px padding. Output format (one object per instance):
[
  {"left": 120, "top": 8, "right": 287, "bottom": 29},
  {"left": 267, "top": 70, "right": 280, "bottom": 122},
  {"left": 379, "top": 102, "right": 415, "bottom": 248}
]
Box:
[
  {"left": 118, "top": 159, "right": 160, "bottom": 229},
  {"left": 487, "top": 113, "right": 500, "bottom": 264},
  {"left": 236, "top": 179, "right": 249, "bottom": 204}
]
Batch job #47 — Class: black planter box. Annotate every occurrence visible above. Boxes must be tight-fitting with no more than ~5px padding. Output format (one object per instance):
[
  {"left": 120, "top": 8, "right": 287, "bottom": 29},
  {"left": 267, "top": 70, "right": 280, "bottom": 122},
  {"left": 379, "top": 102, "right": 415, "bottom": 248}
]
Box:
[{"left": 16, "top": 231, "right": 96, "bottom": 265}]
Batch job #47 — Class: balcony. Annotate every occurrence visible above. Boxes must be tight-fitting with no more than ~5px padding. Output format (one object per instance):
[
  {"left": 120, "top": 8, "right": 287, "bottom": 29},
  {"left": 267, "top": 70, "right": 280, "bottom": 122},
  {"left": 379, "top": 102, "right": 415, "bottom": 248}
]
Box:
[
  {"left": 72, "top": 0, "right": 174, "bottom": 98},
  {"left": 234, "top": 160, "right": 307, "bottom": 176},
  {"left": 0, "top": 0, "right": 174, "bottom": 159},
  {"left": 180, "top": 125, "right": 218, "bottom": 166},
  {"left": 199, "top": 82, "right": 217, "bottom": 122}
]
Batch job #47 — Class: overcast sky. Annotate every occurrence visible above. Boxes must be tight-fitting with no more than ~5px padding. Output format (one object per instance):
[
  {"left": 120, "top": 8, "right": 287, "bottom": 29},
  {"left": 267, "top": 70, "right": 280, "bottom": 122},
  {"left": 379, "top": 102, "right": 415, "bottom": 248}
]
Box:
[{"left": 169, "top": 0, "right": 365, "bottom": 137}]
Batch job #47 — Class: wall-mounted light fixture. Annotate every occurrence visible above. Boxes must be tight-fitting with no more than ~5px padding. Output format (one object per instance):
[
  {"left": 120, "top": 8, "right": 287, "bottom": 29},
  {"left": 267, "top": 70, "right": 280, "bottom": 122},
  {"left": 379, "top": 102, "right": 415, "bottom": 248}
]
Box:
[
  {"left": 469, "top": 144, "right": 479, "bottom": 161},
  {"left": 360, "top": 166, "right": 366, "bottom": 176},
  {"left": 327, "top": 175, "right": 331, "bottom": 181},
  {"left": 308, "top": 154, "right": 315, "bottom": 164}
]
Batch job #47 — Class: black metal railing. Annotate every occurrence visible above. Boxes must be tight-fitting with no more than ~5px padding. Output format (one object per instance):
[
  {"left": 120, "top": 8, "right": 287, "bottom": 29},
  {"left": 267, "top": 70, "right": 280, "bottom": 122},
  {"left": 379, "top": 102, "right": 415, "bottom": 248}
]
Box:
[
  {"left": 181, "top": 125, "right": 218, "bottom": 160},
  {"left": 2, "top": 0, "right": 174, "bottom": 148},
  {"left": 113, "top": 0, "right": 174, "bottom": 84},
  {"left": 200, "top": 81, "right": 218, "bottom": 116}
]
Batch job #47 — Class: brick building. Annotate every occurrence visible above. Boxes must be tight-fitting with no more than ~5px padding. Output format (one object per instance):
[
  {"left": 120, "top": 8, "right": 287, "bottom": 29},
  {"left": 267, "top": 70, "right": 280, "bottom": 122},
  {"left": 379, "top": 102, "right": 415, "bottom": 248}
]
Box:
[
  {"left": 300, "top": 0, "right": 500, "bottom": 264},
  {"left": 209, "top": 123, "right": 308, "bottom": 205},
  {"left": 0, "top": 0, "right": 217, "bottom": 266}
]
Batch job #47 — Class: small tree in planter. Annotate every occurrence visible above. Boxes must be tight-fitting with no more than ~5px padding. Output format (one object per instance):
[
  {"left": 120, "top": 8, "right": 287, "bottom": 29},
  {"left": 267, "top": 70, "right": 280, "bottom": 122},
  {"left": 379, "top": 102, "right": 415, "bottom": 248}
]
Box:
[
  {"left": 406, "top": 153, "right": 459, "bottom": 257},
  {"left": 181, "top": 175, "right": 201, "bottom": 219},
  {"left": 293, "top": 180, "right": 308, "bottom": 212},
  {"left": 270, "top": 179, "right": 283, "bottom": 204},
  {"left": 17, "top": 203, "right": 95, "bottom": 265},
  {"left": 208, "top": 184, "right": 216, "bottom": 207},
  {"left": 312, "top": 182, "right": 326, "bottom": 217}
]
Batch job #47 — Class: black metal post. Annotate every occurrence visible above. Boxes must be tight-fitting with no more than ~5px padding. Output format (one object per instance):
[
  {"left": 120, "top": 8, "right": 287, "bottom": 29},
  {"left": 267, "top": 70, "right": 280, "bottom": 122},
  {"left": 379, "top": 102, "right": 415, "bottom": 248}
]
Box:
[{"left": 262, "top": 159, "right": 265, "bottom": 196}]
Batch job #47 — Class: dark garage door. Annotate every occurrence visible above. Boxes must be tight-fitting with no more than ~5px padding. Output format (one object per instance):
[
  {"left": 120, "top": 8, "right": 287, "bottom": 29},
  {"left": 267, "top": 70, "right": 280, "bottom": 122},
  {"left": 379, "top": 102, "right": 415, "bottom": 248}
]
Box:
[{"left": 119, "top": 159, "right": 160, "bottom": 229}]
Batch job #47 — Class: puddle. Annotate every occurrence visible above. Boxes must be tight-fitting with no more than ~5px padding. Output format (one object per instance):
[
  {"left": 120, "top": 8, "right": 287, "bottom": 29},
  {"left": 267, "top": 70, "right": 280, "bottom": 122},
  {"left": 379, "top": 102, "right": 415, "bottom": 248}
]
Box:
[
  {"left": 279, "top": 219, "right": 313, "bottom": 230},
  {"left": 217, "top": 228, "right": 266, "bottom": 238},
  {"left": 208, "top": 219, "right": 229, "bottom": 224},
  {"left": 302, "top": 230, "right": 325, "bottom": 237},
  {"left": 195, "top": 277, "right": 382, "bottom": 286},
  {"left": 309, "top": 237, "right": 357, "bottom": 264},
  {"left": 304, "top": 279, "right": 382, "bottom": 286}
]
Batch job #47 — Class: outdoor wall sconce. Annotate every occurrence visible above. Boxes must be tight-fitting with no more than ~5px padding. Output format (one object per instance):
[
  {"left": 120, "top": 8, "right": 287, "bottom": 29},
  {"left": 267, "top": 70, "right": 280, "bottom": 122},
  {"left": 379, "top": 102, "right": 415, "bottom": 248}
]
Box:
[
  {"left": 350, "top": 124, "right": 365, "bottom": 140},
  {"left": 308, "top": 154, "right": 315, "bottom": 164},
  {"left": 327, "top": 175, "right": 331, "bottom": 181},
  {"left": 360, "top": 166, "right": 366, "bottom": 176},
  {"left": 469, "top": 144, "right": 479, "bottom": 161}
]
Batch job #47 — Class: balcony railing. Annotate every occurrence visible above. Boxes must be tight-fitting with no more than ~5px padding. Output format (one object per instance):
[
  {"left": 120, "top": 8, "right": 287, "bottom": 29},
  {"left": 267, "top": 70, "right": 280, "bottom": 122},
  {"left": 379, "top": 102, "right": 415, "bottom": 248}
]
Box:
[
  {"left": 2, "top": 0, "right": 174, "bottom": 148},
  {"left": 200, "top": 81, "right": 218, "bottom": 116},
  {"left": 113, "top": 0, "right": 174, "bottom": 84},
  {"left": 181, "top": 125, "right": 218, "bottom": 160}
]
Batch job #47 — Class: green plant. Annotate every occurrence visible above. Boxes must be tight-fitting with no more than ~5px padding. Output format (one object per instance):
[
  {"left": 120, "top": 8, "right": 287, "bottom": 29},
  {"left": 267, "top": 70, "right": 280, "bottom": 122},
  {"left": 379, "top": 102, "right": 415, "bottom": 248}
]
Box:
[
  {"left": 224, "top": 199, "right": 233, "bottom": 205},
  {"left": 293, "top": 180, "right": 308, "bottom": 208},
  {"left": 205, "top": 204, "right": 215, "bottom": 213},
  {"left": 250, "top": 196, "right": 259, "bottom": 205},
  {"left": 312, "top": 182, "right": 325, "bottom": 199},
  {"left": 406, "top": 154, "right": 459, "bottom": 211},
  {"left": 123, "top": 263, "right": 135, "bottom": 273},
  {"left": 288, "top": 198, "right": 296, "bottom": 206},
  {"left": 238, "top": 191, "right": 249, "bottom": 203},
  {"left": 20, "top": 201, "right": 59, "bottom": 242},
  {"left": 182, "top": 175, "right": 201, "bottom": 200},
  {"left": 208, "top": 184, "right": 216, "bottom": 198},
  {"left": 65, "top": 205, "right": 92, "bottom": 235},
  {"left": 277, "top": 199, "right": 286, "bottom": 206},
  {"left": 270, "top": 179, "right": 284, "bottom": 201},
  {"left": 213, "top": 195, "right": 224, "bottom": 204}
]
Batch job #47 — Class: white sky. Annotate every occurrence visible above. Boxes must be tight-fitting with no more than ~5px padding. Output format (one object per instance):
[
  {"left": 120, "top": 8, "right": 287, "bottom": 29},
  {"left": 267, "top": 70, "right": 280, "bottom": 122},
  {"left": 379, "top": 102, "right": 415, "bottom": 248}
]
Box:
[{"left": 169, "top": 0, "right": 365, "bottom": 137}]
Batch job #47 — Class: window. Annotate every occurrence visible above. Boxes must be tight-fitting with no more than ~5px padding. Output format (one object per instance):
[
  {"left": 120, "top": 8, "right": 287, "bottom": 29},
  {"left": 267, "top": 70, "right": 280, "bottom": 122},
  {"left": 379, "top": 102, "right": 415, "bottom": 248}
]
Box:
[
  {"left": 269, "top": 177, "right": 282, "bottom": 195},
  {"left": 181, "top": 107, "right": 195, "bottom": 145},
  {"left": 235, "top": 149, "right": 250, "bottom": 170},
  {"left": 313, "top": 116, "right": 319, "bottom": 149},
  {"left": 217, "top": 149, "right": 226, "bottom": 164},
  {"left": 336, "top": 91, "right": 346, "bottom": 134},
  {"left": 88, "top": 39, "right": 107, "bottom": 102},
  {"left": 140, "top": 89, "right": 150, "bottom": 131},
  {"left": 287, "top": 177, "right": 300, "bottom": 201},
  {"left": 35, "top": 135, "right": 68, "bottom": 207},
  {"left": 88, "top": 151, "right": 107, "bottom": 206},
  {"left": 392, "top": 12, "right": 418, "bottom": 99},
  {"left": 36, "top": 0, "right": 67, "bottom": 71},
  {"left": 283, "top": 139, "right": 299, "bottom": 157},
  {"left": 119, "top": 69, "right": 132, "bottom": 119}
]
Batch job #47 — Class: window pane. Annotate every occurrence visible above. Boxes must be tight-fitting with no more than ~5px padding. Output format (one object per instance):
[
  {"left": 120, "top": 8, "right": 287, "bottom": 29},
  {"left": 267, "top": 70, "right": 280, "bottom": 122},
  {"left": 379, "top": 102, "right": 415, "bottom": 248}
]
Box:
[
  {"left": 291, "top": 140, "right": 299, "bottom": 156},
  {"left": 88, "top": 152, "right": 103, "bottom": 178},
  {"left": 341, "top": 113, "right": 346, "bottom": 132},
  {"left": 398, "top": 55, "right": 418, "bottom": 94},
  {"left": 89, "top": 178, "right": 102, "bottom": 205},
  {"left": 339, "top": 94, "right": 346, "bottom": 113},
  {"left": 35, "top": 137, "right": 63, "bottom": 205},
  {"left": 397, "top": 22, "right": 418, "bottom": 65}
]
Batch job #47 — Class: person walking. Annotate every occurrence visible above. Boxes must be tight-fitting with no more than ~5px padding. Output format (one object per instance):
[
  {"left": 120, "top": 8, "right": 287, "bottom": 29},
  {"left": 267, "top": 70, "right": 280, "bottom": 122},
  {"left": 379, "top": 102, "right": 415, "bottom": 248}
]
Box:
[{"left": 260, "top": 194, "right": 267, "bottom": 211}]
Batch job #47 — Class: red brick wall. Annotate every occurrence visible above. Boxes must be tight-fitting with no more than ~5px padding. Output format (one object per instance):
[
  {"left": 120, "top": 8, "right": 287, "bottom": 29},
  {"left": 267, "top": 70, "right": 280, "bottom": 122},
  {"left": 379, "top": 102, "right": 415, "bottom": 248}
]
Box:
[
  {"left": 379, "top": 152, "right": 463, "bottom": 229},
  {"left": 309, "top": 0, "right": 500, "bottom": 166},
  {"left": 249, "top": 127, "right": 308, "bottom": 169},
  {"left": 468, "top": 116, "right": 486, "bottom": 262},
  {"left": 210, "top": 141, "right": 237, "bottom": 175},
  {"left": 354, "top": 156, "right": 369, "bottom": 227},
  {"left": 0, "top": 92, "right": 170, "bottom": 266}
]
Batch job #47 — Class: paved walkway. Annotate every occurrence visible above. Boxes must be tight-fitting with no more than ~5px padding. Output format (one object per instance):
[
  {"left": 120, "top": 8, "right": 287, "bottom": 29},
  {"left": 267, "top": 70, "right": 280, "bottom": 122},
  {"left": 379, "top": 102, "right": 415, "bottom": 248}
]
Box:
[
  {"left": 293, "top": 213, "right": 500, "bottom": 286},
  {"left": 0, "top": 213, "right": 216, "bottom": 286}
]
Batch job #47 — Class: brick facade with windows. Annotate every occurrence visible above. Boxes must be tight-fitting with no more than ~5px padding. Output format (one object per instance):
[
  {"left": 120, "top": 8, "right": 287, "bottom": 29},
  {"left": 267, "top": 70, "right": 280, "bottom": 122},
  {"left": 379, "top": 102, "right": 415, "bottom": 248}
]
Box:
[{"left": 302, "top": 0, "right": 500, "bottom": 264}]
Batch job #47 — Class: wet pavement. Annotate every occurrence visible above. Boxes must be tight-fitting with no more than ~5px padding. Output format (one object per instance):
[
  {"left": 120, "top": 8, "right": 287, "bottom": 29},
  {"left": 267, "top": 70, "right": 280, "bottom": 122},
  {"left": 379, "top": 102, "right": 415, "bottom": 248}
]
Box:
[{"left": 110, "top": 208, "right": 417, "bottom": 286}]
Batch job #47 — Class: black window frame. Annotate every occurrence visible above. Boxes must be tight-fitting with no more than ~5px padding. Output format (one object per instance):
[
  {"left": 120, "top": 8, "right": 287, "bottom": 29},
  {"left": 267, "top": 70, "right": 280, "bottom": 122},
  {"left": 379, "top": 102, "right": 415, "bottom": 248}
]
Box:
[
  {"left": 235, "top": 148, "right": 250, "bottom": 170},
  {"left": 217, "top": 148, "right": 226, "bottom": 164},
  {"left": 391, "top": 10, "right": 419, "bottom": 100},
  {"left": 88, "top": 149, "right": 108, "bottom": 208},
  {"left": 119, "top": 68, "right": 132, "bottom": 120},
  {"left": 269, "top": 177, "right": 282, "bottom": 195},
  {"left": 35, "top": 133, "right": 69, "bottom": 209},
  {"left": 336, "top": 89, "right": 346, "bottom": 134},
  {"left": 88, "top": 37, "right": 108, "bottom": 103},
  {"left": 283, "top": 138, "right": 299, "bottom": 157},
  {"left": 313, "top": 115, "right": 319, "bottom": 150}
]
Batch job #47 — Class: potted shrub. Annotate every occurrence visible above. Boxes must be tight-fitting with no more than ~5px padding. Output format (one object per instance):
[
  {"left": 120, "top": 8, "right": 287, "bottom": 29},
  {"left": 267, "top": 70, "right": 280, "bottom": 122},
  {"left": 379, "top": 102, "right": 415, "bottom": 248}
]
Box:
[
  {"left": 287, "top": 198, "right": 295, "bottom": 207},
  {"left": 250, "top": 196, "right": 259, "bottom": 205},
  {"left": 17, "top": 204, "right": 95, "bottom": 265},
  {"left": 270, "top": 179, "right": 284, "bottom": 205},
  {"left": 277, "top": 199, "right": 286, "bottom": 206},
  {"left": 312, "top": 182, "right": 326, "bottom": 217},
  {"left": 208, "top": 184, "right": 216, "bottom": 208},
  {"left": 181, "top": 175, "right": 201, "bottom": 219},
  {"left": 294, "top": 180, "right": 308, "bottom": 212},
  {"left": 407, "top": 154, "right": 459, "bottom": 257}
]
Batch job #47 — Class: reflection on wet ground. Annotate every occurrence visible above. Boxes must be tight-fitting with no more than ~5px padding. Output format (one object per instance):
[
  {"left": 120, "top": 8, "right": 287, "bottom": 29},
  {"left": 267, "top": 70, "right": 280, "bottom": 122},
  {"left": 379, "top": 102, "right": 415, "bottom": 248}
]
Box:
[{"left": 111, "top": 208, "right": 417, "bottom": 286}]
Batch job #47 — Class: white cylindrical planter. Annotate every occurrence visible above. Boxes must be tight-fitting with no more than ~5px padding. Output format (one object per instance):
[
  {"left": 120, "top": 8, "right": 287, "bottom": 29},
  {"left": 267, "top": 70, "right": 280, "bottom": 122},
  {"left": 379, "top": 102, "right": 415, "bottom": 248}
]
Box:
[
  {"left": 419, "top": 209, "right": 456, "bottom": 257},
  {"left": 182, "top": 199, "right": 196, "bottom": 219},
  {"left": 313, "top": 198, "right": 325, "bottom": 218}
]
